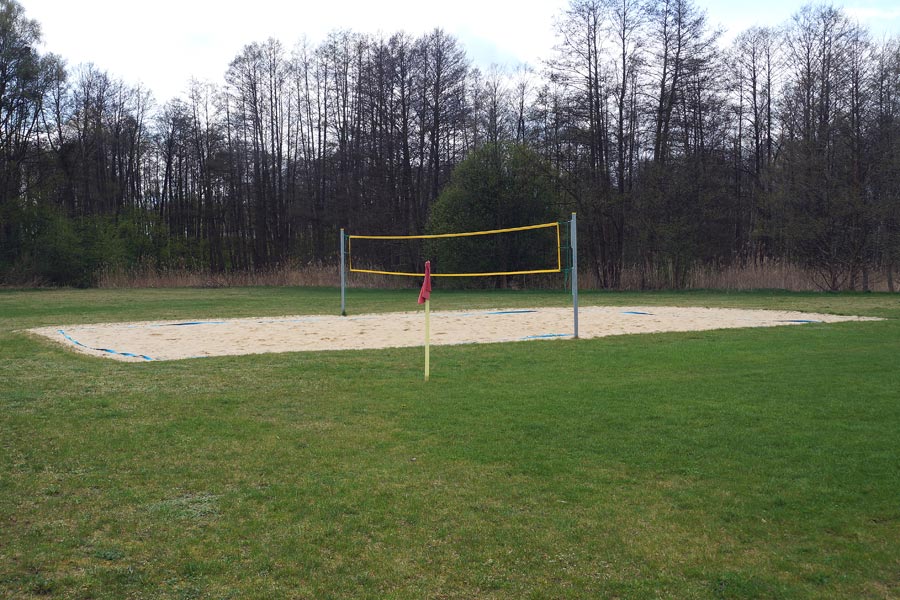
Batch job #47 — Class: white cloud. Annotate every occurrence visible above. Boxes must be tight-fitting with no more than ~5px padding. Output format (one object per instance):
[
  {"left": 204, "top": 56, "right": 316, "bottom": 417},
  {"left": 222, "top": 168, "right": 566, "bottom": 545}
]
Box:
[
  {"left": 17, "top": 0, "right": 900, "bottom": 103},
  {"left": 20, "top": 0, "right": 566, "bottom": 102},
  {"left": 844, "top": 6, "right": 900, "bottom": 21}
]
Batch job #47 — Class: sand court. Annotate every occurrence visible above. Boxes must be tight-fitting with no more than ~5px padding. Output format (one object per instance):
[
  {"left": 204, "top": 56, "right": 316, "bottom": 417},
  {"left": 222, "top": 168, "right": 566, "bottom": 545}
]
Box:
[{"left": 27, "top": 306, "right": 880, "bottom": 362}]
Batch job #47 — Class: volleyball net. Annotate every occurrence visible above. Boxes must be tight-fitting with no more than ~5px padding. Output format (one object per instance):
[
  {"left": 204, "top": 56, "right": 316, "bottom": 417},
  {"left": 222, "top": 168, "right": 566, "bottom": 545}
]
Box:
[
  {"left": 347, "top": 221, "right": 564, "bottom": 278},
  {"left": 339, "top": 215, "right": 579, "bottom": 337}
]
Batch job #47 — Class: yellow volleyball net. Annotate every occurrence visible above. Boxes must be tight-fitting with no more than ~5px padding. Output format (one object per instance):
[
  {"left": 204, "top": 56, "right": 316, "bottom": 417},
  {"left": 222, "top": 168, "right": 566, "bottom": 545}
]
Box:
[
  {"left": 346, "top": 221, "right": 563, "bottom": 278},
  {"left": 338, "top": 215, "right": 579, "bottom": 340}
]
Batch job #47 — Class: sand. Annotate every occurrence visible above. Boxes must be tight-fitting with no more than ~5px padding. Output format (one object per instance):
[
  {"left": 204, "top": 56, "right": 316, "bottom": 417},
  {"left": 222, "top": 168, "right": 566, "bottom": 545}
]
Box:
[{"left": 26, "top": 306, "right": 880, "bottom": 362}]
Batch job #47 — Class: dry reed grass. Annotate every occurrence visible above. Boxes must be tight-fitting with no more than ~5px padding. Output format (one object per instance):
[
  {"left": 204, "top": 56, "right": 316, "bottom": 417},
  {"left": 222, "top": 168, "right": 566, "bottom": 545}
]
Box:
[
  {"left": 95, "top": 260, "right": 897, "bottom": 292},
  {"left": 98, "top": 263, "right": 339, "bottom": 289},
  {"left": 599, "top": 259, "right": 824, "bottom": 291},
  {"left": 97, "top": 263, "right": 413, "bottom": 290}
]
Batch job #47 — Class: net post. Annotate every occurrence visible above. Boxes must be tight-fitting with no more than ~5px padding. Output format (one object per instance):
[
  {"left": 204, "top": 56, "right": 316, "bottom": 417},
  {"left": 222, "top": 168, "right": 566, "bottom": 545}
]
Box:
[
  {"left": 340, "top": 228, "right": 347, "bottom": 316},
  {"left": 424, "top": 299, "right": 431, "bottom": 381},
  {"left": 571, "top": 213, "right": 578, "bottom": 339}
]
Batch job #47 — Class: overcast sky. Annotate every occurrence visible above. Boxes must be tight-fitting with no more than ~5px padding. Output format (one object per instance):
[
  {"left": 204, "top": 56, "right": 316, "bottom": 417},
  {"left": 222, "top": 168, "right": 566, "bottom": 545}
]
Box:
[{"left": 18, "top": 0, "right": 900, "bottom": 103}]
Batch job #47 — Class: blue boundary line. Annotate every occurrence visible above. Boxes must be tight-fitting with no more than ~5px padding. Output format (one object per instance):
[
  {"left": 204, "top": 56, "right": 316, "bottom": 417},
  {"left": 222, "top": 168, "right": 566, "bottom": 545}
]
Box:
[
  {"left": 521, "top": 333, "right": 572, "bottom": 340},
  {"left": 148, "top": 321, "right": 226, "bottom": 328},
  {"left": 57, "top": 330, "right": 154, "bottom": 361}
]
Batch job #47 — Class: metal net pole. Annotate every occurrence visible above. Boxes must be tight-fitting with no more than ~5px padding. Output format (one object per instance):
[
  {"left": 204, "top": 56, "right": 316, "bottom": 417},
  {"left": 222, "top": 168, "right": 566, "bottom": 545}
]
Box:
[
  {"left": 340, "top": 228, "right": 346, "bottom": 316},
  {"left": 571, "top": 213, "right": 578, "bottom": 338}
]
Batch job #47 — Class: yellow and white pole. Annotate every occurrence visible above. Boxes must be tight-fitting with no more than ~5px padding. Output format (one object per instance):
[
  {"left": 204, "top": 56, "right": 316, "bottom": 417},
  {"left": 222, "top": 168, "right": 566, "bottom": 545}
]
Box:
[
  {"left": 418, "top": 260, "right": 433, "bottom": 381},
  {"left": 424, "top": 298, "right": 430, "bottom": 381}
]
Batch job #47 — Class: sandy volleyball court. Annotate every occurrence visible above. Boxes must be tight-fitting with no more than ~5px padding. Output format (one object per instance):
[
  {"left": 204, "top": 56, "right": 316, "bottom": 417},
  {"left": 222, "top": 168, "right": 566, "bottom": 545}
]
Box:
[{"left": 27, "top": 306, "right": 879, "bottom": 362}]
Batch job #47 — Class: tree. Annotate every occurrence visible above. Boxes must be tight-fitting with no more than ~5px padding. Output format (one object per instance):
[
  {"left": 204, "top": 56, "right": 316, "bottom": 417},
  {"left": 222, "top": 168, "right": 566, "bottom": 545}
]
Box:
[
  {"left": 776, "top": 5, "right": 871, "bottom": 290},
  {"left": 870, "top": 38, "right": 900, "bottom": 291},
  {"left": 0, "top": 0, "right": 61, "bottom": 276},
  {"left": 729, "top": 26, "right": 780, "bottom": 259},
  {"left": 548, "top": 0, "right": 615, "bottom": 286},
  {"left": 415, "top": 29, "right": 469, "bottom": 224},
  {"left": 426, "top": 143, "right": 561, "bottom": 285},
  {"left": 605, "top": 0, "right": 644, "bottom": 195}
]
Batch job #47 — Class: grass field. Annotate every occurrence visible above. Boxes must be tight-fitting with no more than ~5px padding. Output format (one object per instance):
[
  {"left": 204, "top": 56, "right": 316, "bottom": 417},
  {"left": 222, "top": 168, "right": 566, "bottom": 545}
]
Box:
[{"left": 1, "top": 287, "right": 898, "bottom": 599}]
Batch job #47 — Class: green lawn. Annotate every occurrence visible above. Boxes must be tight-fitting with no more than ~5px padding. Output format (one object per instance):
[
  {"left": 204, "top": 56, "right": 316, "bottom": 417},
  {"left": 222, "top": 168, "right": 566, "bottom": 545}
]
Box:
[{"left": 1, "top": 287, "right": 898, "bottom": 599}]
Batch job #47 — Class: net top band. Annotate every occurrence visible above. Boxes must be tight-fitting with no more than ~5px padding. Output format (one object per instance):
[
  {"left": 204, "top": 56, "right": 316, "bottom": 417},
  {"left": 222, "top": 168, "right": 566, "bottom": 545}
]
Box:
[{"left": 348, "top": 221, "right": 560, "bottom": 241}]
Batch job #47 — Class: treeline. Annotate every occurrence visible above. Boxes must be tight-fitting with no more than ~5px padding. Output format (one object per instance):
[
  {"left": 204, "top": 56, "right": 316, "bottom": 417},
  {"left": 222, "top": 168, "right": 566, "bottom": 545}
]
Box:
[{"left": 0, "top": 0, "right": 898, "bottom": 289}]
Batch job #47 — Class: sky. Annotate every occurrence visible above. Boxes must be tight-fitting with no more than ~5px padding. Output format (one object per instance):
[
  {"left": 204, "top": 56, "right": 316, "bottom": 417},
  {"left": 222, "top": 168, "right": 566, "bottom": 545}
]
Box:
[{"left": 18, "top": 0, "right": 900, "bottom": 104}]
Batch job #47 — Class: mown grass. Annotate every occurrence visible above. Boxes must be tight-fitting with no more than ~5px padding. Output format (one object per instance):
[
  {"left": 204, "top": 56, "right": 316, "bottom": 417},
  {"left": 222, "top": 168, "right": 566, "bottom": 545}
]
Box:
[{"left": 1, "top": 287, "right": 898, "bottom": 598}]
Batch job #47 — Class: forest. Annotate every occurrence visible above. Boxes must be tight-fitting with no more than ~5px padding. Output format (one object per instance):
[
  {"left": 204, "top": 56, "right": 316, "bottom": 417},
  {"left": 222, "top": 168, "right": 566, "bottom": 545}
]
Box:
[{"left": 0, "top": 0, "right": 898, "bottom": 290}]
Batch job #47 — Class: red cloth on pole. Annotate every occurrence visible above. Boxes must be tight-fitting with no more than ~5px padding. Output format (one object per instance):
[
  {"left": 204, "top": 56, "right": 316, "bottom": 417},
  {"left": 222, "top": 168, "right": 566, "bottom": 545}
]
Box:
[{"left": 418, "top": 261, "right": 432, "bottom": 304}]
